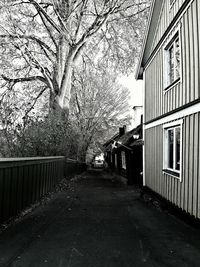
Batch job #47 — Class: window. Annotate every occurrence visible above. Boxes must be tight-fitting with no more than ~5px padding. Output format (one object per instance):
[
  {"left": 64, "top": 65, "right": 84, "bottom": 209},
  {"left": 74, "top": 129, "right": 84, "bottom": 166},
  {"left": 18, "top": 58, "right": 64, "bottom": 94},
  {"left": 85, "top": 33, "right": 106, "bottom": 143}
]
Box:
[
  {"left": 163, "top": 120, "right": 183, "bottom": 179},
  {"left": 115, "top": 154, "right": 118, "bottom": 168},
  {"left": 164, "top": 32, "right": 180, "bottom": 89},
  {"left": 121, "top": 151, "right": 126, "bottom": 169}
]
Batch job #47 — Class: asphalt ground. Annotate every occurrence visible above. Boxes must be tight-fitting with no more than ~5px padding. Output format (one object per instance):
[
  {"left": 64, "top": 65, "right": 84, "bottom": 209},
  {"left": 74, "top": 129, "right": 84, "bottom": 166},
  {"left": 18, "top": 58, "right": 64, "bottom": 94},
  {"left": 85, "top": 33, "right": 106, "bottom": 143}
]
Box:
[{"left": 0, "top": 169, "right": 200, "bottom": 267}]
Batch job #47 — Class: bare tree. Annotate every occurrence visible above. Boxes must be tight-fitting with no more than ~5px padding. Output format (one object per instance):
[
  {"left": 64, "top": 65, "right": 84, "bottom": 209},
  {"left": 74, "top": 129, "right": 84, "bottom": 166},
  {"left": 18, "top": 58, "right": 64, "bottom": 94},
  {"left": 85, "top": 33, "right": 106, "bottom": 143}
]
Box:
[
  {"left": 0, "top": 0, "right": 150, "bottom": 115},
  {"left": 70, "top": 63, "right": 131, "bottom": 161}
]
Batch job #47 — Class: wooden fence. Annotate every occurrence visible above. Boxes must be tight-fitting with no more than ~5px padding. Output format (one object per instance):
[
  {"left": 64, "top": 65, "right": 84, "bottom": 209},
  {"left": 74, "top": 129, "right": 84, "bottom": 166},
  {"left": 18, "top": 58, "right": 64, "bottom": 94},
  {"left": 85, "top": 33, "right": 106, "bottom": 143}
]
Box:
[{"left": 0, "top": 157, "right": 87, "bottom": 224}]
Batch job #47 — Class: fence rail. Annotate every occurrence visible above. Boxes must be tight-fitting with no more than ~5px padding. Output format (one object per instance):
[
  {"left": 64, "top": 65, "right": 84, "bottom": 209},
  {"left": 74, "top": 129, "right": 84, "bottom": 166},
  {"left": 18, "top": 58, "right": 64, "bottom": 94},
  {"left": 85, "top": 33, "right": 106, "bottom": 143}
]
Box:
[{"left": 0, "top": 157, "right": 87, "bottom": 224}]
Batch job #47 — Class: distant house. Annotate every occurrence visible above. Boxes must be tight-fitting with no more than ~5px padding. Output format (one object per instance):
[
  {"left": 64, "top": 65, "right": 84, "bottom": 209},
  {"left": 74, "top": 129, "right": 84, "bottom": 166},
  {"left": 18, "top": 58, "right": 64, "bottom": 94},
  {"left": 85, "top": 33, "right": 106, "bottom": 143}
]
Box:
[
  {"left": 104, "top": 125, "right": 143, "bottom": 185},
  {"left": 136, "top": 0, "right": 200, "bottom": 218},
  {"left": 132, "top": 106, "right": 143, "bottom": 128},
  {"left": 103, "top": 126, "right": 126, "bottom": 168}
]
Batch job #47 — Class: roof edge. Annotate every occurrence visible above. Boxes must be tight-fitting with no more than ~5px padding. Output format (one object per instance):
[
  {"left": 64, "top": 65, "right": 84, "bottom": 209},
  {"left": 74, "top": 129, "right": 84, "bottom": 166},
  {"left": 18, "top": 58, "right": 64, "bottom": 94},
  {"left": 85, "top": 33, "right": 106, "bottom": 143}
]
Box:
[{"left": 135, "top": 0, "right": 156, "bottom": 80}]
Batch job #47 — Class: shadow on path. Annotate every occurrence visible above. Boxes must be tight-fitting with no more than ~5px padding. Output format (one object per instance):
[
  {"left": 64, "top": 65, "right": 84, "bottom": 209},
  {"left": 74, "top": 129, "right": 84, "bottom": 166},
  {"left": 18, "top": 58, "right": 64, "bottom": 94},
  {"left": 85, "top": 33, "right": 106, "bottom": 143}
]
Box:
[{"left": 0, "top": 170, "right": 200, "bottom": 267}]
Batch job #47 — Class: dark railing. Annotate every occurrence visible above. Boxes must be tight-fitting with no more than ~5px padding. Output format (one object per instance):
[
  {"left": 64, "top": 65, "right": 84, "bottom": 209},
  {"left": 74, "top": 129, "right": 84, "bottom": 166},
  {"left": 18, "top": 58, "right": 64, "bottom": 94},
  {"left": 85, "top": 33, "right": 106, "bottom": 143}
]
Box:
[{"left": 0, "top": 157, "right": 87, "bottom": 224}]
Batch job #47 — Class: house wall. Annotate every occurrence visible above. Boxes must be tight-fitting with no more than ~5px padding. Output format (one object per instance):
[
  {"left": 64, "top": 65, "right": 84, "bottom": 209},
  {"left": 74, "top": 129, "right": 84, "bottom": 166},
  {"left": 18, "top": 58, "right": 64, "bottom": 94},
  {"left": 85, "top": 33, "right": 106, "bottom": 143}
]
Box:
[
  {"left": 145, "top": 0, "right": 200, "bottom": 123},
  {"left": 145, "top": 112, "right": 200, "bottom": 218},
  {"left": 151, "top": 0, "right": 186, "bottom": 53}
]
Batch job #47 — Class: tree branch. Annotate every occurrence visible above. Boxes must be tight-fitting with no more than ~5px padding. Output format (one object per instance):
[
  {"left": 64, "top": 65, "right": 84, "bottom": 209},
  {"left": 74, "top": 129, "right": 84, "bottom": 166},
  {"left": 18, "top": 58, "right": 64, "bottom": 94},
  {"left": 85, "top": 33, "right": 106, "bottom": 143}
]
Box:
[
  {"left": 37, "top": 11, "right": 58, "bottom": 49},
  {"left": 28, "top": 0, "right": 63, "bottom": 34},
  {"left": 2, "top": 75, "right": 47, "bottom": 84},
  {"left": 0, "top": 34, "right": 56, "bottom": 57},
  {"left": 24, "top": 86, "right": 48, "bottom": 117}
]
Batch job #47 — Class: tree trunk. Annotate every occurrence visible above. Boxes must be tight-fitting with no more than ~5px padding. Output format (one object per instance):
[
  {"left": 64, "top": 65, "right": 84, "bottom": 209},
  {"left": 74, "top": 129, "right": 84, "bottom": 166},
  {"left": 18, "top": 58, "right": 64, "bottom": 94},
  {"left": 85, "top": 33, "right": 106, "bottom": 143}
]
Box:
[
  {"left": 56, "top": 65, "right": 72, "bottom": 112},
  {"left": 49, "top": 90, "right": 69, "bottom": 119},
  {"left": 77, "top": 141, "right": 90, "bottom": 162},
  {"left": 49, "top": 36, "right": 83, "bottom": 116}
]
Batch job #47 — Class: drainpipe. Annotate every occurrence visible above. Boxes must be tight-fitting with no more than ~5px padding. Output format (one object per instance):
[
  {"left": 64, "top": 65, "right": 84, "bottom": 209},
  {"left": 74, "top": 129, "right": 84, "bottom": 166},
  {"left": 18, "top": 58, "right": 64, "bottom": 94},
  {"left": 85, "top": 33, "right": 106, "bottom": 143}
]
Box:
[{"left": 143, "top": 72, "right": 146, "bottom": 187}]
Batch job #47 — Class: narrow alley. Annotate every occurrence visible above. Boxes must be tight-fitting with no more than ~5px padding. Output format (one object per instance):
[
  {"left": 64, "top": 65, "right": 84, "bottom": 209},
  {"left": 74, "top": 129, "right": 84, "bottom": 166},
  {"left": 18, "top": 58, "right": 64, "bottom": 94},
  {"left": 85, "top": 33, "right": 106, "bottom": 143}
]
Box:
[{"left": 0, "top": 170, "right": 200, "bottom": 267}]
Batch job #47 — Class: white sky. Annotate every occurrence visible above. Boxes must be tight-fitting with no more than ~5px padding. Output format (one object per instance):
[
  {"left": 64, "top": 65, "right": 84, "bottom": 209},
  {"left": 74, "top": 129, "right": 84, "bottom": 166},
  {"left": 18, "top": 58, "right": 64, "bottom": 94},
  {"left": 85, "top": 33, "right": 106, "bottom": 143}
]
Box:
[
  {"left": 118, "top": 74, "right": 144, "bottom": 129},
  {"left": 119, "top": 73, "right": 144, "bottom": 107}
]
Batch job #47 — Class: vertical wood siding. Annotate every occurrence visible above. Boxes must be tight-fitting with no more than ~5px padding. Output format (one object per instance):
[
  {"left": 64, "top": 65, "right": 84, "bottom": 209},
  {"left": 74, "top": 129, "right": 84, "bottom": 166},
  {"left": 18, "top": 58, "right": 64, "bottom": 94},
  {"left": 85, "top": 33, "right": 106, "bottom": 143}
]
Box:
[
  {"left": 145, "top": 113, "right": 200, "bottom": 218},
  {"left": 145, "top": 0, "right": 200, "bottom": 122},
  {"left": 151, "top": 0, "right": 186, "bottom": 53}
]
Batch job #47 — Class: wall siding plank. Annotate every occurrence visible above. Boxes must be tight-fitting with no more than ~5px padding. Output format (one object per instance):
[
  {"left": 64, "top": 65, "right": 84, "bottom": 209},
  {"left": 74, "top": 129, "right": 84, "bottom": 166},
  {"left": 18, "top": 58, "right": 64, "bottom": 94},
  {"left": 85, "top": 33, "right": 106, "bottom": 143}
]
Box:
[
  {"left": 188, "top": 115, "right": 194, "bottom": 214},
  {"left": 192, "top": 113, "right": 198, "bottom": 216}
]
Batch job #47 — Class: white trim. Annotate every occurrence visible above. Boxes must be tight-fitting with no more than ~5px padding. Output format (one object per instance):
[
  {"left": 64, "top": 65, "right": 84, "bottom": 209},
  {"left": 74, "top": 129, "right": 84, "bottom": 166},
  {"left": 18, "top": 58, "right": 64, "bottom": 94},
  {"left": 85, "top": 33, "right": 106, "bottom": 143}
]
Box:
[
  {"left": 144, "top": 102, "right": 200, "bottom": 130},
  {"left": 162, "top": 124, "right": 165, "bottom": 177},
  {"left": 163, "top": 79, "right": 181, "bottom": 94},
  {"left": 163, "top": 26, "right": 181, "bottom": 89},
  {"left": 165, "top": 168, "right": 180, "bottom": 174},
  {"left": 163, "top": 171, "right": 181, "bottom": 180},
  {"left": 163, "top": 120, "right": 183, "bottom": 181},
  {"left": 180, "top": 121, "right": 183, "bottom": 181},
  {"left": 162, "top": 119, "right": 183, "bottom": 129}
]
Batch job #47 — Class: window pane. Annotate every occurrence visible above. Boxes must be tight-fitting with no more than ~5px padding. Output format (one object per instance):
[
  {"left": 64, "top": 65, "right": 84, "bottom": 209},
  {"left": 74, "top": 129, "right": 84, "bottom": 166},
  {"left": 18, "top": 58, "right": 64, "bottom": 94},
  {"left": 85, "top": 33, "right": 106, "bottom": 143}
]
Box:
[
  {"left": 169, "top": 45, "right": 174, "bottom": 84},
  {"left": 175, "top": 127, "right": 180, "bottom": 170},
  {"left": 115, "top": 154, "right": 117, "bottom": 167},
  {"left": 121, "top": 151, "right": 126, "bottom": 169},
  {"left": 175, "top": 37, "right": 180, "bottom": 79},
  {"left": 168, "top": 129, "right": 174, "bottom": 169}
]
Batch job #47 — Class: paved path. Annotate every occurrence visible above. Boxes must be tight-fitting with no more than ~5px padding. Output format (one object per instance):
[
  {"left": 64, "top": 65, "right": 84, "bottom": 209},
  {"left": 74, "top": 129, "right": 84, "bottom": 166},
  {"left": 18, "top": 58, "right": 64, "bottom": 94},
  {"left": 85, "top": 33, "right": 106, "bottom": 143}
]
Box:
[{"left": 0, "top": 170, "right": 200, "bottom": 267}]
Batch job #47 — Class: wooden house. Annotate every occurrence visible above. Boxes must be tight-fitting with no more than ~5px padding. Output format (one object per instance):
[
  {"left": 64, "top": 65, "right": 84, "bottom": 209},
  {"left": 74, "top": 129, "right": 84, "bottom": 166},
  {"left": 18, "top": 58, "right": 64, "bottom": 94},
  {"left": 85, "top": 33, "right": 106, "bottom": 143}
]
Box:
[
  {"left": 136, "top": 0, "right": 200, "bottom": 218},
  {"left": 104, "top": 126, "right": 126, "bottom": 169},
  {"left": 104, "top": 125, "right": 143, "bottom": 185}
]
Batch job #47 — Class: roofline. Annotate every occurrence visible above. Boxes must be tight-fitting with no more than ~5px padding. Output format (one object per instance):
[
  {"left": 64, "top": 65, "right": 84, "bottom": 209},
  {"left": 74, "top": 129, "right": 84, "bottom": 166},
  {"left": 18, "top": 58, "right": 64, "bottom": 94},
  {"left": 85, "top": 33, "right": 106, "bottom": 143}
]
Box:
[
  {"left": 132, "top": 105, "right": 143, "bottom": 109},
  {"left": 102, "top": 133, "right": 119, "bottom": 147},
  {"left": 135, "top": 0, "right": 156, "bottom": 80}
]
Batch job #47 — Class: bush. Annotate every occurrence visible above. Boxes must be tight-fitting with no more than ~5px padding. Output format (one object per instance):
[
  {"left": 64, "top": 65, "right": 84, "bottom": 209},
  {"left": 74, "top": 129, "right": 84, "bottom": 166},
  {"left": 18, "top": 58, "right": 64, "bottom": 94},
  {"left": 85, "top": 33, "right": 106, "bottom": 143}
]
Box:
[{"left": 1, "top": 113, "right": 79, "bottom": 158}]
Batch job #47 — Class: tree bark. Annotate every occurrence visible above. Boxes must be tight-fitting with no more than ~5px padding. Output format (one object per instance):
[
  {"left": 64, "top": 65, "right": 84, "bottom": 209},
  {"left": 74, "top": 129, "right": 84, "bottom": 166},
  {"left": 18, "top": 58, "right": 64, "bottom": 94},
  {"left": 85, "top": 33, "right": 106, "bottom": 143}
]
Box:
[
  {"left": 51, "top": 39, "right": 81, "bottom": 115},
  {"left": 49, "top": 90, "right": 69, "bottom": 119}
]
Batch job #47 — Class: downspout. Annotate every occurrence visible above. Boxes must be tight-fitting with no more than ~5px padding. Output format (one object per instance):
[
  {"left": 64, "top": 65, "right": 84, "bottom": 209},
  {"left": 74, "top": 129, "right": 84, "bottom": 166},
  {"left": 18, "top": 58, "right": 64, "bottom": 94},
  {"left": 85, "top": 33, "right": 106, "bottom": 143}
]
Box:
[{"left": 143, "top": 71, "right": 146, "bottom": 186}]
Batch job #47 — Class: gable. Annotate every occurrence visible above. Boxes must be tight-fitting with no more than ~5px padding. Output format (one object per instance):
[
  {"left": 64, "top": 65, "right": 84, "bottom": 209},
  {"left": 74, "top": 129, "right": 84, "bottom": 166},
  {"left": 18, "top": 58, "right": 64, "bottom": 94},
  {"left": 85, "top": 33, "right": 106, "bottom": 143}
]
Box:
[
  {"left": 136, "top": 0, "right": 187, "bottom": 80},
  {"left": 142, "top": 0, "right": 164, "bottom": 68},
  {"left": 136, "top": 0, "right": 163, "bottom": 79}
]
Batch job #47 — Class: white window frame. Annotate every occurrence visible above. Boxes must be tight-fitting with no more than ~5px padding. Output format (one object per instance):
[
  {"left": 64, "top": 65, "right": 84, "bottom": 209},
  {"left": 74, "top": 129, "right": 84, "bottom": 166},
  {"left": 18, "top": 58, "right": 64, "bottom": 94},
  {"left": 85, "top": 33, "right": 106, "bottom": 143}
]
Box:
[
  {"left": 163, "top": 29, "right": 181, "bottom": 90},
  {"left": 163, "top": 119, "right": 183, "bottom": 181},
  {"left": 121, "top": 151, "right": 126, "bottom": 170}
]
